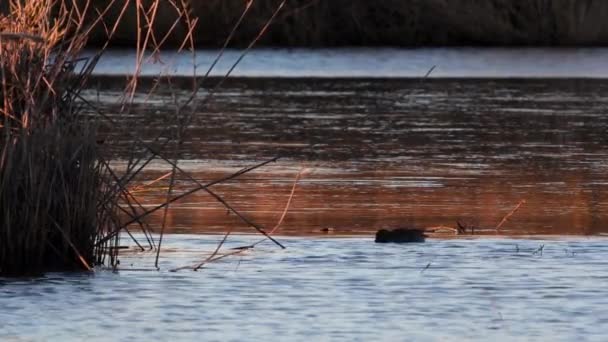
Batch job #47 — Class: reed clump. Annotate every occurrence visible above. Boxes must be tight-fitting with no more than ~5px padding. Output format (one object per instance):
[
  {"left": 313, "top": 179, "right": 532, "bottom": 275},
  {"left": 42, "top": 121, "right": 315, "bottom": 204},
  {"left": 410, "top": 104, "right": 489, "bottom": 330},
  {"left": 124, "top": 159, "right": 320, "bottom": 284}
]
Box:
[
  {"left": 0, "top": 0, "right": 111, "bottom": 276},
  {"left": 1, "top": 0, "right": 285, "bottom": 276}
]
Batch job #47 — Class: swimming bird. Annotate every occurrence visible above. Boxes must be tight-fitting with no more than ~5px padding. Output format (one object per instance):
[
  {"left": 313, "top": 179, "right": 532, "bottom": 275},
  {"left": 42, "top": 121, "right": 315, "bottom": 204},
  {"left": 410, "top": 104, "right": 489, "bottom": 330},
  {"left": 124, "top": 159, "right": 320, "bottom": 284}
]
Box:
[{"left": 375, "top": 228, "right": 427, "bottom": 243}]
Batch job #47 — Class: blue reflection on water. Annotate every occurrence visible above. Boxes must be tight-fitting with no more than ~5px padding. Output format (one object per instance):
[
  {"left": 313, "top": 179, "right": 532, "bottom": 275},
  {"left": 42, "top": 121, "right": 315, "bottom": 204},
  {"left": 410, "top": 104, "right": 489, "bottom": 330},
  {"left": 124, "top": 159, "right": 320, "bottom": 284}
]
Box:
[{"left": 2, "top": 235, "right": 608, "bottom": 341}]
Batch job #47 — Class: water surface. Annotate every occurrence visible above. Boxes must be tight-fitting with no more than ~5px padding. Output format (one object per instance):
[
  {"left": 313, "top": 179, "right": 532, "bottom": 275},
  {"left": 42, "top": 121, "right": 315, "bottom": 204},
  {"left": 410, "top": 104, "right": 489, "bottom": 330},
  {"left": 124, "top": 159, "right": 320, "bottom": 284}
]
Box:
[
  {"left": 91, "top": 48, "right": 608, "bottom": 78},
  {"left": 88, "top": 78, "right": 608, "bottom": 235},
  {"left": 2, "top": 236, "right": 608, "bottom": 341}
]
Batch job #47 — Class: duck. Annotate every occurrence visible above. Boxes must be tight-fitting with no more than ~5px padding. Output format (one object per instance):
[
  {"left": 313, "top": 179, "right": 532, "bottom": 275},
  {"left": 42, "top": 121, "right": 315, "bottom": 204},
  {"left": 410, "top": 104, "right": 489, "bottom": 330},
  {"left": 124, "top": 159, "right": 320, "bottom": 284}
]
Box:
[{"left": 375, "top": 228, "right": 427, "bottom": 243}]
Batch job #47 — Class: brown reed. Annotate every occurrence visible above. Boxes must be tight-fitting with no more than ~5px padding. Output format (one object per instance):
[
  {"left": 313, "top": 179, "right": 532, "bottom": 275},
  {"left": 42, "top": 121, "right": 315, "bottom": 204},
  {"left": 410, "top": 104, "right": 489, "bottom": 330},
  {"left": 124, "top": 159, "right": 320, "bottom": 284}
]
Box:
[
  {"left": 1, "top": 0, "right": 287, "bottom": 276},
  {"left": 0, "top": 0, "right": 107, "bottom": 275},
  {"left": 0, "top": 0, "right": 196, "bottom": 275}
]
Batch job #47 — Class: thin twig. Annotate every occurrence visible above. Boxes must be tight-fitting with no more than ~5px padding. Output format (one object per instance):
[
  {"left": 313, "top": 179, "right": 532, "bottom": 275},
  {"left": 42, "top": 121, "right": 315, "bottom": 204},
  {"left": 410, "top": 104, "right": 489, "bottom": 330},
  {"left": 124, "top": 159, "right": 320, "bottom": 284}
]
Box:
[
  {"left": 170, "top": 167, "right": 304, "bottom": 271},
  {"left": 495, "top": 199, "right": 526, "bottom": 231},
  {"left": 95, "top": 157, "right": 280, "bottom": 247}
]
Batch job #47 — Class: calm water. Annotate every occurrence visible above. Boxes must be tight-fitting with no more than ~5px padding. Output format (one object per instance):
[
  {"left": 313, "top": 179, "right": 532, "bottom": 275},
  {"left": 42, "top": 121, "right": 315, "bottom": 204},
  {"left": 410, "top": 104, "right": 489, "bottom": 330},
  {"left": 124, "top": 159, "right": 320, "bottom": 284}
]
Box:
[
  {"left": 88, "top": 77, "right": 608, "bottom": 235},
  {"left": 91, "top": 48, "right": 608, "bottom": 78},
  {"left": 2, "top": 235, "right": 608, "bottom": 341},
  {"left": 6, "top": 49, "right": 608, "bottom": 340}
]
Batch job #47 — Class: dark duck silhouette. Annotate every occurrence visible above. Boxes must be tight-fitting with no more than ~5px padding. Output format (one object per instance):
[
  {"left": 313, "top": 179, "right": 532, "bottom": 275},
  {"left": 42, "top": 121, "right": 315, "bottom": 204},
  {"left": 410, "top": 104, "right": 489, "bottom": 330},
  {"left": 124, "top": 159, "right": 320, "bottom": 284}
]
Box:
[{"left": 375, "top": 228, "right": 427, "bottom": 243}]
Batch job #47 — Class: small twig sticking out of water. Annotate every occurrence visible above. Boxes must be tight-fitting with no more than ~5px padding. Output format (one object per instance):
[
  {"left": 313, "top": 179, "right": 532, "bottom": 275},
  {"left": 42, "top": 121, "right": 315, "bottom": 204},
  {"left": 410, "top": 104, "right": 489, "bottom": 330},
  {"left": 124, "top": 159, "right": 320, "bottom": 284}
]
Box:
[
  {"left": 532, "top": 244, "right": 545, "bottom": 256},
  {"left": 95, "top": 157, "right": 280, "bottom": 247},
  {"left": 155, "top": 157, "right": 178, "bottom": 269},
  {"left": 192, "top": 230, "right": 233, "bottom": 271},
  {"left": 83, "top": 91, "right": 285, "bottom": 248},
  {"left": 424, "top": 65, "right": 437, "bottom": 78},
  {"left": 234, "top": 256, "right": 243, "bottom": 273},
  {"left": 457, "top": 221, "right": 480, "bottom": 235},
  {"left": 457, "top": 221, "right": 467, "bottom": 235},
  {"left": 266, "top": 168, "right": 307, "bottom": 235},
  {"left": 495, "top": 199, "right": 526, "bottom": 231},
  {"left": 169, "top": 167, "right": 305, "bottom": 272},
  {"left": 426, "top": 225, "right": 457, "bottom": 234},
  {"left": 129, "top": 171, "right": 173, "bottom": 193},
  {"left": 232, "top": 167, "right": 307, "bottom": 250},
  {"left": 420, "top": 262, "right": 432, "bottom": 274},
  {"left": 87, "top": 0, "right": 290, "bottom": 255}
]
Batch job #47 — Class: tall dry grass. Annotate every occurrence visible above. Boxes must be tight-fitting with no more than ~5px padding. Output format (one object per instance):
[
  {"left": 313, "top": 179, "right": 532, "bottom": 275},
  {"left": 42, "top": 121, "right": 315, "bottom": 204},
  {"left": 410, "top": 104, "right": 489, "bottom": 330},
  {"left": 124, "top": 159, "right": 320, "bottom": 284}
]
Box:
[
  {"left": 1, "top": 0, "right": 287, "bottom": 276},
  {"left": 0, "top": 0, "right": 120, "bottom": 275},
  {"left": 0, "top": 0, "right": 199, "bottom": 276}
]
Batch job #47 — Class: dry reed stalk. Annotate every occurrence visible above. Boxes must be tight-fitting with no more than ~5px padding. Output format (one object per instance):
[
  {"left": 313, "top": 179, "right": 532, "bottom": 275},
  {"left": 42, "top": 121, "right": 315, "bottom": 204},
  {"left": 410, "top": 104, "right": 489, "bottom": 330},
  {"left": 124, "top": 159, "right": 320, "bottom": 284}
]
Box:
[
  {"left": 0, "top": 0, "right": 110, "bottom": 275},
  {"left": 129, "top": 171, "right": 173, "bottom": 193},
  {"left": 267, "top": 168, "right": 306, "bottom": 234},
  {"left": 495, "top": 199, "right": 526, "bottom": 231},
  {"left": 169, "top": 166, "right": 304, "bottom": 272},
  {"left": 200, "top": 167, "right": 305, "bottom": 264},
  {"left": 425, "top": 225, "right": 458, "bottom": 235},
  {"left": 0, "top": 0, "right": 186, "bottom": 275},
  {"left": 107, "top": 0, "right": 290, "bottom": 268},
  {"left": 2, "top": 0, "right": 289, "bottom": 276}
]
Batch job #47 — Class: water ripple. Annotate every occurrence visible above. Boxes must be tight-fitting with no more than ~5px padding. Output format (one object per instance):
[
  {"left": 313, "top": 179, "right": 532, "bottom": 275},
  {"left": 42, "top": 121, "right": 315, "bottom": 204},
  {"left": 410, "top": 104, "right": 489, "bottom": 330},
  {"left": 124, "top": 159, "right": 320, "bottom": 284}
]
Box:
[{"left": 2, "top": 236, "right": 608, "bottom": 340}]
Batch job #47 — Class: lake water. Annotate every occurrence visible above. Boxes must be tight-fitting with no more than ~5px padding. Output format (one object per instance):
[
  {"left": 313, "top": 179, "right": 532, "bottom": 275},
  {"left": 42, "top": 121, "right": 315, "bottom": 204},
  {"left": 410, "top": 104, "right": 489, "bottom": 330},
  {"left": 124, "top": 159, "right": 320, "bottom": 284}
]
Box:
[
  {"left": 88, "top": 77, "right": 608, "bottom": 236},
  {"left": 4, "top": 49, "right": 608, "bottom": 340},
  {"left": 2, "top": 235, "right": 608, "bottom": 341},
  {"left": 91, "top": 48, "right": 608, "bottom": 78}
]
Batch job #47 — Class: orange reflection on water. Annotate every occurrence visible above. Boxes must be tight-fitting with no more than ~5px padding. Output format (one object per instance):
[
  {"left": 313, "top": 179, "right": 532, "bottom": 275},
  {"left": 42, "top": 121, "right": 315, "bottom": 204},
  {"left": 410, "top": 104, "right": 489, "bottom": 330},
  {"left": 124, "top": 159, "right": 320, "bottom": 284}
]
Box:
[{"left": 133, "top": 164, "right": 608, "bottom": 236}]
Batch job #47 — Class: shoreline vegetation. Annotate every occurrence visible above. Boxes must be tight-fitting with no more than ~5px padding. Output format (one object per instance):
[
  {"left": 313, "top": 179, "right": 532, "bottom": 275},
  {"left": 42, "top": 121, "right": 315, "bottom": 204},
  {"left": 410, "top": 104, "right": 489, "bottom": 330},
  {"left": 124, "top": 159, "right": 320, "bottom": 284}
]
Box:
[
  {"left": 0, "top": 1, "right": 106, "bottom": 276},
  {"left": 2, "top": 0, "right": 607, "bottom": 47},
  {"left": 0, "top": 0, "right": 289, "bottom": 276}
]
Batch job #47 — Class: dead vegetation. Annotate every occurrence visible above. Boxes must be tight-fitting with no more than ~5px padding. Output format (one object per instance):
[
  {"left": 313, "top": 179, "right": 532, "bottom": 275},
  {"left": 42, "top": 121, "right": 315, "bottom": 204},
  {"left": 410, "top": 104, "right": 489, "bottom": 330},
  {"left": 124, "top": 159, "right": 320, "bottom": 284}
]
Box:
[
  {"left": 0, "top": 0, "right": 111, "bottom": 275},
  {"left": 0, "top": 0, "right": 289, "bottom": 276},
  {"left": 421, "top": 199, "right": 528, "bottom": 237}
]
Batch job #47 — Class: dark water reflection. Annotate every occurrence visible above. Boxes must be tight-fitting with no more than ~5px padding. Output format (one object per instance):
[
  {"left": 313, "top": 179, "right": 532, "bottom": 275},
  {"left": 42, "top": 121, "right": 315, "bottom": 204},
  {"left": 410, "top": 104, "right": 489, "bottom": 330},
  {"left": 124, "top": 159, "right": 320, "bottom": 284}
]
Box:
[
  {"left": 90, "top": 78, "right": 608, "bottom": 235},
  {"left": 2, "top": 236, "right": 608, "bottom": 340}
]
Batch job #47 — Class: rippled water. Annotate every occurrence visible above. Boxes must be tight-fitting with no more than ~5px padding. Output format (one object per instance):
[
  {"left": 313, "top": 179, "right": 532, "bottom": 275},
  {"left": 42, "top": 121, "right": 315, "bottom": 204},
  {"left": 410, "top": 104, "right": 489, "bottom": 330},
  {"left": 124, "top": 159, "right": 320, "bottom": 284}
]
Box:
[
  {"left": 5, "top": 51, "right": 606, "bottom": 340},
  {"left": 87, "top": 78, "right": 608, "bottom": 235},
  {"left": 2, "top": 235, "right": 608, "bottom": 341}
]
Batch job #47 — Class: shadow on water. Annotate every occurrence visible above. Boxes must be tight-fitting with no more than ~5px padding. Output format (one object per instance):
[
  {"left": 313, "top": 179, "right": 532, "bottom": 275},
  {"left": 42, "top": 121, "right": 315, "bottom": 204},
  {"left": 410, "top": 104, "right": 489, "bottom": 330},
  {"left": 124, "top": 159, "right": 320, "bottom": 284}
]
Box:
[{"left": 88, "top": 78, "right": 608, "bottom": 235}]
